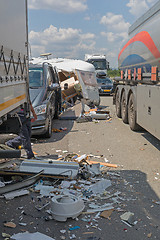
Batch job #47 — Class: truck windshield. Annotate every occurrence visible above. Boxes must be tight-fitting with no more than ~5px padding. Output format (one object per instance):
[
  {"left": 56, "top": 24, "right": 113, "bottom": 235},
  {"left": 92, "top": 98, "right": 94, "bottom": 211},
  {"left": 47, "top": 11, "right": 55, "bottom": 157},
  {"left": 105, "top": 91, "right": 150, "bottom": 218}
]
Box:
[
  {"left": 88, "top": 59, "right": 106, "bottom": 70},
  {"left": 97, "top": 78, "right": 112, "bottom": 84},
  {"left": 29, "top": 68, "right": 43, "bottom": 87}
]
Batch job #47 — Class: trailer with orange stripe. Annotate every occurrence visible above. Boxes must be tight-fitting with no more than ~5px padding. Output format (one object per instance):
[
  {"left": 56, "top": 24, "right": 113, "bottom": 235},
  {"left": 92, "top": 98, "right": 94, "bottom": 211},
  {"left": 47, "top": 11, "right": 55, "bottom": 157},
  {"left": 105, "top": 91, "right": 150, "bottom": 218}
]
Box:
[
  {"left": 114, "top": 1, "right": 160, "bottom": 140},
  {"left": 0, "top": 0, "right": 30, "bottom": 134}
]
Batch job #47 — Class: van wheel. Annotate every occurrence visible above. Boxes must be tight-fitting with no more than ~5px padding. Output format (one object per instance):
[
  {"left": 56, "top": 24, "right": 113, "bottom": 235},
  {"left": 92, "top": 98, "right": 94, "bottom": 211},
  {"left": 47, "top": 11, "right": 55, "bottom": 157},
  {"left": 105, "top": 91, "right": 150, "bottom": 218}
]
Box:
[
  {"left": 45, "top": 114, "right": 52, "bottom": 138},
  {"left": 121, "top": 91, "right": 128, "bottom": 123},
  {"left": 128, "top": 93, "right": 140, "bottom": 131},
  {"left": 115, "top": 89, "right": 121, "bottom": 118}
]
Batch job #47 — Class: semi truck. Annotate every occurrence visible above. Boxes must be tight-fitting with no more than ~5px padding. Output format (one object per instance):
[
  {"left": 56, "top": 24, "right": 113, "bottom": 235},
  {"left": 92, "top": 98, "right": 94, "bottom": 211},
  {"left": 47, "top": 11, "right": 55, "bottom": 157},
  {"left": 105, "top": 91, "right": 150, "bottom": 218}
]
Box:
[
  {"left": 0, "top": 0, "right": 29, "bottom": 133},
  {"left": 85, "top": 54, "right": 109, "bottom": 75},
  {"left": 0, "top": 0, "right": 30, "bottom": 157},
  {"left": 114, "top": 0, "right": 160, "bottom": 140}
]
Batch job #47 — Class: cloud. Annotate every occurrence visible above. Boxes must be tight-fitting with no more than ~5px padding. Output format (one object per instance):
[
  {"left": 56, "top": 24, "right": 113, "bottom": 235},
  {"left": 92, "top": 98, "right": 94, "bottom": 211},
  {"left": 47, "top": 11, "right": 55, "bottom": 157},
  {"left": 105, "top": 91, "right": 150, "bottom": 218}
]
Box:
[
  {"left": 126, "top": 0, "right": 158, "bottom": 17},
  {"left": 99, "top": 13, "right": 131, "bottom": 68},
  {"left": 84, "top": 16, "right": 91, "bottom": 21},
  {"left": 28, "top": 0, "right": 87, "bottom": 13},
  {"left": 100, "top": 13, "right": 130, "bottom": 33},
  {"left": 29, "top": 25, "right": 95, "bottom": 59}
]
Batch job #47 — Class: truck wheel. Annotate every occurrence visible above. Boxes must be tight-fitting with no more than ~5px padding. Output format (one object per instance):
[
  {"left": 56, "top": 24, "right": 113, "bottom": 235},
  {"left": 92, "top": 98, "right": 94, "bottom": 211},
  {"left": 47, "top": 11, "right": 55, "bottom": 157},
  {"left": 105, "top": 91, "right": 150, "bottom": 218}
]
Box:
[
  {"left": 121, "top": 91, "right": 128, "bottom": 123},
  {"left": 115, "top": 89, "right": 121, "bottom": 118},
  {"left": 44, "top": 114, "right": 52, "bottom": 138},
  {"left": 128, "top": 93, "right": 140, "bottom": 131}
]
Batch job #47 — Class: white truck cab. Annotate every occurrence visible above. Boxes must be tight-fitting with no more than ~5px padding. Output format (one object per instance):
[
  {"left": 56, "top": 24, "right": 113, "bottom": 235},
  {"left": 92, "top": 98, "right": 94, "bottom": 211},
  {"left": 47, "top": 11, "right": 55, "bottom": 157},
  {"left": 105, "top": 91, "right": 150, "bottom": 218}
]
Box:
[{"left": 85, "top": 54, "right": 109, "bottom": 75}]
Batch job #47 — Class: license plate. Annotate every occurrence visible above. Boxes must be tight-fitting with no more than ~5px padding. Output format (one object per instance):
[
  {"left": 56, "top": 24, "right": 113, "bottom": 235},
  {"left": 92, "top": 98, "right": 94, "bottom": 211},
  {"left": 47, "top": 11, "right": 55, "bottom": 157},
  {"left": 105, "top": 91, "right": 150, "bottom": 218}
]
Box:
[{"left": 104, "top": 89, "right": 110, "bottom": 92}]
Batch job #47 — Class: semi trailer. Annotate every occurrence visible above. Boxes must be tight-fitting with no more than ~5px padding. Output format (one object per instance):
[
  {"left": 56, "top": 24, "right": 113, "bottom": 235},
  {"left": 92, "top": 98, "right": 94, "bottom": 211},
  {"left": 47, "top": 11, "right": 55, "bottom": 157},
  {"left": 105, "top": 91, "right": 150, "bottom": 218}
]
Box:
[
  {"left": 0, "top": 0, "right": 29, "bottom": 134},
  {"left": 0, "top": 0, "right": 30, "bottom": 157},
  {"left": 114, "top": 0, "right": 160, "bottom": 140}
]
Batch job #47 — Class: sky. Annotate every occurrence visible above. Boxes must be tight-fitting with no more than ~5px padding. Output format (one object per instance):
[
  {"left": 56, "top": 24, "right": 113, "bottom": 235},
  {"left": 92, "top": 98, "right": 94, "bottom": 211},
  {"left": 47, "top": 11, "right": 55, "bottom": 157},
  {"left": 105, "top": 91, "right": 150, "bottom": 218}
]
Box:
[{"left": 28, "top": 0, "right": 158, "bottom": 69}]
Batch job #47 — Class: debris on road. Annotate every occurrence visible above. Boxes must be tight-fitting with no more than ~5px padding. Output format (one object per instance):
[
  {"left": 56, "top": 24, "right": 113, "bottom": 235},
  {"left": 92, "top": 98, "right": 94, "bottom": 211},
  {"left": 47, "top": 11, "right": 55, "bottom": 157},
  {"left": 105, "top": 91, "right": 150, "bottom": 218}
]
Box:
[
  {"left": 76, "top": 107, "right": 111, "bottom": 123},
  {"left": 4, "top": 221, "right": 16, "bottom": 228},
  {"left": 0, "top": 171, "right": 42, "bottom": 195},
  {"left": 120, "top": 211, "right": 135, "bottom": 226},
  {"left": 0, "top": 150, "right": 159, "bottom": 239},
  {"left": 11, "top": 232, "right": 56, "bottom": 240},
  {"left": 51, "top": 194, "right": 85, "bottom": 222}
]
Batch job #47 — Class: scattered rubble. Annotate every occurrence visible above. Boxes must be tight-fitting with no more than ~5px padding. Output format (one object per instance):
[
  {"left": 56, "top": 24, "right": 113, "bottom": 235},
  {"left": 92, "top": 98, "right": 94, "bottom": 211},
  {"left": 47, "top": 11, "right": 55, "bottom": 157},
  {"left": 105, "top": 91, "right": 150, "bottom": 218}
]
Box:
[{"left": 0, "top": 151, "right": 159, "bottom": 239}]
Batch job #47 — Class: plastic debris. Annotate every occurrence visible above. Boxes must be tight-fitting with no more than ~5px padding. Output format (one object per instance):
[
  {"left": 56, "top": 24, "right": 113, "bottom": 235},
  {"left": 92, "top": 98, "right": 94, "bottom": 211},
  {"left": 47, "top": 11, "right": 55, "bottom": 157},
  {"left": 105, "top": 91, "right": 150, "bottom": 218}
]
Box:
[
  {"left": 4, "top": 221, "right": 16, "bottom": 228},
  {"left": 147, "top": 233, "right": 152, "bottom": 238},
  {"left": 100, "top": 209, "right": 114, "bottom": 219},
  {"left": 11, "top": 232, "right": 56, "bottom": 240},
  {"left": 87, "top": 205, "right": 114, "bottom": 213},
  {"left": 87, "top": 163, "right": 101, "bottom": 176},
  {"left": 4, "top": 189, "right": 29, "bottom": 200},
  {"left": 120, "top": 212, "right": 135, "bottom": 225},
  {"left": 51, "top": 194, "right": 85, "bottom": 221},
  {"left": 69, "top": 226, "right": 80, "bottom": 231},
  {"left": 0, "top": 181, "right": 5, "bottom": 187},
  {"left": 2, "top": 233, "right": 11, "bottom": 238},
  {"left": 88, "top": 179, "right": 112, "bottom": 194}
]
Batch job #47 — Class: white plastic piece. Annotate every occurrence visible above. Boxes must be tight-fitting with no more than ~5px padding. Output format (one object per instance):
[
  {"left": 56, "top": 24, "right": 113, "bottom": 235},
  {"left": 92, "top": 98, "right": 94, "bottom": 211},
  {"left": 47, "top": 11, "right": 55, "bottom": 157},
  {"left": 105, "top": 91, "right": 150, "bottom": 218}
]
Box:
[
  {"left": 88, "top": 179, "right": 112, "bottom": 194},
  {"left": 11, "top": 232, "right": 55, "bottom": 240},
  {"left": 20, "top": 160, "right": 79, "bottom": 178},
  {"left": 51, "top": 194, "right": 85, "bottom": 222}
]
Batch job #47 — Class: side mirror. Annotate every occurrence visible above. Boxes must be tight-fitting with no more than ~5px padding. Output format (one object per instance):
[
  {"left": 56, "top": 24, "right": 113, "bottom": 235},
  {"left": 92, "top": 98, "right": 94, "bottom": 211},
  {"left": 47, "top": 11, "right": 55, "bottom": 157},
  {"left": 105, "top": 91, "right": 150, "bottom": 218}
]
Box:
[{"left": 48, "top": 83, "right": 60, "bottom": 91}]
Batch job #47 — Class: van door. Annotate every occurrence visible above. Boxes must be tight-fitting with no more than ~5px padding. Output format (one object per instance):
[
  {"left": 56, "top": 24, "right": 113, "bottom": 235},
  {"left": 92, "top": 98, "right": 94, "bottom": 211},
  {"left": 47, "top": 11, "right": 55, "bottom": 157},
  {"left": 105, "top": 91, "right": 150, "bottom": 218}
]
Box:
[{"left": 46, "top": 66, "right": 56, "bottom": 116}]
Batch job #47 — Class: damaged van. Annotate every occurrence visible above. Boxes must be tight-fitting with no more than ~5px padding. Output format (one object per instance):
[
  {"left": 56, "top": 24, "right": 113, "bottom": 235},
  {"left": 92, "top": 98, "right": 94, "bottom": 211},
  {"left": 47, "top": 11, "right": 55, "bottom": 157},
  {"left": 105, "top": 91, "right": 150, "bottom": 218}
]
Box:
[
  {"left": 30, "top": 58, "right": 100, "bottom": 108},
  {"left": 50, "top": 59, "right": 100, "bottom": 107}
]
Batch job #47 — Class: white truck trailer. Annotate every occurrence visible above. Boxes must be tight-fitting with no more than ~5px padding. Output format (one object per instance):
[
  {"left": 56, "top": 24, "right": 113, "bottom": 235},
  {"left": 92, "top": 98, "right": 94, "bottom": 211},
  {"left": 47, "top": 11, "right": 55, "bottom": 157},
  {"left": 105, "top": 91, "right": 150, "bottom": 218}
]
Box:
[
  {"left": 114, "top": 1, "right": 160, "bottom": 140},
  {"left": 0, "top": 0, "right": 29, "bottom": 134}
]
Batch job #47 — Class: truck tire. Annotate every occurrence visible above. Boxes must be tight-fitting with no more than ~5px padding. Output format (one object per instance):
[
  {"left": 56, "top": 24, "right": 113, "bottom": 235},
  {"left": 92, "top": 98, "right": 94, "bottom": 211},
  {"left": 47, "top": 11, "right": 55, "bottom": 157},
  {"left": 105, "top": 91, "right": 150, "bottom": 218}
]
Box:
[
  {"left": 121, "top": 91, "right": 128, "bottom": 123},
  {"left": 115, "top": 89, "right": 121, "bottom": 118},
  {"left": 128, "top": 93, "right": 140, "bottom": 131},
  {"left": 44, "top": 114, "right": 52, "bottom": 138}
]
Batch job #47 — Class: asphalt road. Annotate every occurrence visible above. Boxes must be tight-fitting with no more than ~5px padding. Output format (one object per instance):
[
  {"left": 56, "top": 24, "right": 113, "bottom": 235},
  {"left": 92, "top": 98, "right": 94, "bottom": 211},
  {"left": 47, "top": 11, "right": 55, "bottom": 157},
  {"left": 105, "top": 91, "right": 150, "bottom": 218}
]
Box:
[{"left": 0, "top": 96, "right": 160, "bottom": 240}]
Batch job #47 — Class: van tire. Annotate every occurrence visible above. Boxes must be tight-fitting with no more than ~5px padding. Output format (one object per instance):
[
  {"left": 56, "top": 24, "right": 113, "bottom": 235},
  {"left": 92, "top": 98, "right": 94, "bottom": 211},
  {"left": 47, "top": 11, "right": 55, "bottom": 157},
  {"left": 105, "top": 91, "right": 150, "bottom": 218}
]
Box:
[{"left": 44, "top": 114, "right": 52, "bottom": 138}]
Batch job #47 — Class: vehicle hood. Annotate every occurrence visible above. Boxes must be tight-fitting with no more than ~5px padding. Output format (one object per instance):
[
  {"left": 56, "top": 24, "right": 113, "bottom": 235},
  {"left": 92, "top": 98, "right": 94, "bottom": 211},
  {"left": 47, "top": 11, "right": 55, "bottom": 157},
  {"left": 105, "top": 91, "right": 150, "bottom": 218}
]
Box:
[
  {"left": 98, "top": 82, "right": 113, "bottom": 87},
  {"left": 29, "top": 88, "right": 46, "bottom": 107}
]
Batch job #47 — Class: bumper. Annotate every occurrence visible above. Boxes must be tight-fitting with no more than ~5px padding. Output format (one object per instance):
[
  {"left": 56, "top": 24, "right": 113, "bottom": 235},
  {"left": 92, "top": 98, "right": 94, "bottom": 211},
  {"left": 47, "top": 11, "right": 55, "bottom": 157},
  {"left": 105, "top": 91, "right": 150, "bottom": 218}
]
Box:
[{"left": 31, "top": 114, "right": 49, "bottom": 136}]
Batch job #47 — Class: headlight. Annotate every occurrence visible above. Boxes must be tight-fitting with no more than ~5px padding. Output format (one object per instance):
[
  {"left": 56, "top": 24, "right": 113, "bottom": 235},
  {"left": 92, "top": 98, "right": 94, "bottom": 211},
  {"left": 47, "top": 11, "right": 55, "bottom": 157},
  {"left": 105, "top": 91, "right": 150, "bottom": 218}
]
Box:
[{"left": 34, "top": 104, "right": 47, "bottom": 115}]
